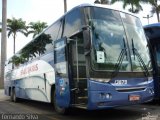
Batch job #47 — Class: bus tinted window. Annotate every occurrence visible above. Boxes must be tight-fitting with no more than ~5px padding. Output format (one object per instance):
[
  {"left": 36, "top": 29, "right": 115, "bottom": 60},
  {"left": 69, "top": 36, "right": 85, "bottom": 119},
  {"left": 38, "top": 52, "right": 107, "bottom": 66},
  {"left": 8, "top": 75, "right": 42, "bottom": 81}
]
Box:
[
  {"left": 145, "top": 27, "right": 160, "bottom": 39},
  {"left": 120, "top": 13, "right": 141, "bottom": 27},
  {"left": 90, "top": 8, "right": 129, "bottom": 71},
  {"left": 93, "top": 7, "right": 121, "bottom": 22},
  {"left": 122, "top": 13, "right": 151, "bottom": 71},
  {"left": 64, "top": 8, "right": 81, "bottom": 37},
  {"left": 45, "top": 20, "right": 63, "bottom": 41}
]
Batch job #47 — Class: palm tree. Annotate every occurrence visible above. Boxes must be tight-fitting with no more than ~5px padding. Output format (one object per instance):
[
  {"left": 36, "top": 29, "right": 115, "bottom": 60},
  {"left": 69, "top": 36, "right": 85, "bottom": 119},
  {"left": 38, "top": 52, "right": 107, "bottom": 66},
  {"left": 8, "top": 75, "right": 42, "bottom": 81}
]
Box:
[
  {"left": 148, "top": 0, "right": 160, "bottom": 22},
  {"left": 27, "top": 21, "right": 48, "bottom": 38},
  {"left": 94, "top": 0, "right": 110, "bottom": 4},
  {"left": 7, "top": 17, "right": 27, "bottom": 54},
  {"left": 110, "top": 0, "right": 144, "bottom": 13}
]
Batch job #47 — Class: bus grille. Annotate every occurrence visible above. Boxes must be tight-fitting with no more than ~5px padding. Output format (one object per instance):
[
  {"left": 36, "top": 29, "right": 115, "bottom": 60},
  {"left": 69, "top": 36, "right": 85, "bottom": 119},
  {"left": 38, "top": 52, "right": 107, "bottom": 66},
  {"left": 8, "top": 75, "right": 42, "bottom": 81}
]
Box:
[{"left": 116, "top": 86, "right": 146, "bottom": 92}]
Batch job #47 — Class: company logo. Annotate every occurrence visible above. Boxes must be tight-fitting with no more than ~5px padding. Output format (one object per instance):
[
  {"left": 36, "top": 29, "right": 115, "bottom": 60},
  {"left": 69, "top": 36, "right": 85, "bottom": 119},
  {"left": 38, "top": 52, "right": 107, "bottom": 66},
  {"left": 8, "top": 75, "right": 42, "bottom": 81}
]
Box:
[{"left": 20, "top": 64, "right": 38, "bottom": 76}]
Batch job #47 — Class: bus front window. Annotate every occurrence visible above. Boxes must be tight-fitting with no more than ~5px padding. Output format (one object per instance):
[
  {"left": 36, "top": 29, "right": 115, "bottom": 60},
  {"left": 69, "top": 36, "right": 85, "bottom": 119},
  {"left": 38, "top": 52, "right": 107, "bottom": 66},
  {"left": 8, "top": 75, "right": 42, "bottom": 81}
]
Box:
[
  {"left": 90, "top": 8, "right": 130, "bottom": 71},
  {"left": 122, "top": 13, "right": 151, "bottom": 72}
]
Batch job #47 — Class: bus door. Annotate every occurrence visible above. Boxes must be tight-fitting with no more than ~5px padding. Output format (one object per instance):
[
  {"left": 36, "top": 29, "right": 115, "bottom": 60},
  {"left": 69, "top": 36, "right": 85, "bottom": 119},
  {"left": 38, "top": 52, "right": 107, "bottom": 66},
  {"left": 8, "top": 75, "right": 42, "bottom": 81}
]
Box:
[
  {"left": 68, "top": 33, "right": 87, "bottom": 105},
  {"left": 153, "top": 43, "right": 160, "bottom": 98},
  {"left": 54, "top": 37, "right": 70, "bottom": 107}
]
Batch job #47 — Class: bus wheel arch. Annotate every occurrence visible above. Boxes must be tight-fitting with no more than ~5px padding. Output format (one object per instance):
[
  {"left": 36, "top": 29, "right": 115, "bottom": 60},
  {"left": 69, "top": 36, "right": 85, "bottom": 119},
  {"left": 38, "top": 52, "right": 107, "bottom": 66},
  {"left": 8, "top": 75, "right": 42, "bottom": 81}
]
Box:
[
  {"left": 51, "top": 84, "right": 69, "bottom": 114},
  {"left": 9, "top": 87, "right": 11, "bottom": 96},
  {"left": 51, "top": 84, "right": 55, "bottom": 104},
  {"left": 11, "top": 87, "right": 18, "bottom": 102}
]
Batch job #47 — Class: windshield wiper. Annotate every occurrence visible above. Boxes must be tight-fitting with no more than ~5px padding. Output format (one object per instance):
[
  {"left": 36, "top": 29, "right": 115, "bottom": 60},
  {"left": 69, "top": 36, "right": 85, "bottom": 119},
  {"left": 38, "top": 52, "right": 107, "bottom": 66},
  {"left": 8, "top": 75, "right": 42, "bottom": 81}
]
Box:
[
  {"left": 131, "top": 39, "right": 149, "bottom": 77},
  {"left": 111, "top": 38, "right": 127, "bottom": 78}
]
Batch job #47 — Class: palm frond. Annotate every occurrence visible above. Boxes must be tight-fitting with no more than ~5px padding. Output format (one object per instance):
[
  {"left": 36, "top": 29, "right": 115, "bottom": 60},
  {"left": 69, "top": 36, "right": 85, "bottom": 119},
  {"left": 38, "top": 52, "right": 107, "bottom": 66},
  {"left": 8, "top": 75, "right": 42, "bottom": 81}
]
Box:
[
  {"left": 110, "top": 0, "right": 122, "bottom": 4},
  {"left": 7, "top": 31, "right": 12, "bottom": 38},
  {"left": 33, "top": 33, "right": 38, "bottom": 38},
  {"left": 110, "top": 0, "right": 144, "bottom": 13},
  {"left": 28, "top": 21, "right": 48, "bottom": 38},
  {"left": 18, "top": 30, "right": 28, "bottom": 37},
  {"left": 27, "top": 30, "right": 35, "bottom": 35}
]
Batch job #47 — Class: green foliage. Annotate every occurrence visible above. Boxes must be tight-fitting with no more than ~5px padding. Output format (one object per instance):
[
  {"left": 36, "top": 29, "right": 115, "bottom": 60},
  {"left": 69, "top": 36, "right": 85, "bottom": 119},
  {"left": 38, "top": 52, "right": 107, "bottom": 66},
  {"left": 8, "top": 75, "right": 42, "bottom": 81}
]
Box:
[
  {"left": 10, "top": 33, "right": 52, "bottom": 66},
  {"left": 32, "top": 33, "right": 52, "bottom": 56},
  {"left": 148, "top": 0, "right": 160, "bottom": 22},
  {"left": 110, "top": 0, "right": 144, "bottom": 13},
  {"left": 7, "top": 17, "right": 28, "bottom": 38},
  {"left": 9, "top": 56, "right": 21, "bottom": 66},
  {"left": 6, "top": 17, "right": 49, "bottom": 66},
  {"left": 7, "top": 17, "right": 28, "bottom": 54},
  {"left": 28, "top": 21, "right": 48, "bottom": 38},
  {"left": 94, "top": 0, "right": 110, "bottom": 4}
]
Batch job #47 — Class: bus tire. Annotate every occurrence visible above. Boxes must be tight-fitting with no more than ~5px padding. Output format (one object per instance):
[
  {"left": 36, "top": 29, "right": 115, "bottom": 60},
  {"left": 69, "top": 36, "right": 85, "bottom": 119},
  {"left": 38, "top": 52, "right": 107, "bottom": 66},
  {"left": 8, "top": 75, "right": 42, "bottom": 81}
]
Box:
[
  {"left": 53, "top": 90, "right": 68, "bottom": 115},
  {"left": 10, "top": 88, "right": 13, "bottom": 101},
  {"left": 11, "top": 88, "right": 18, "bottom": 102}
]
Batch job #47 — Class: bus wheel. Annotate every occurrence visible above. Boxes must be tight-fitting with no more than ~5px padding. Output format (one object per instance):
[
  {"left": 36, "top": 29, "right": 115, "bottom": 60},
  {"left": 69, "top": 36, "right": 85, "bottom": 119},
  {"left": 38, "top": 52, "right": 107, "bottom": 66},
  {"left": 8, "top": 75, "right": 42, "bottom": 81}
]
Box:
[
  {"left": 53, "top": 90, "right": 68, "bottom": 115},
  {"left": 11, "top": 88, "right": 18, "bottom": 102}
]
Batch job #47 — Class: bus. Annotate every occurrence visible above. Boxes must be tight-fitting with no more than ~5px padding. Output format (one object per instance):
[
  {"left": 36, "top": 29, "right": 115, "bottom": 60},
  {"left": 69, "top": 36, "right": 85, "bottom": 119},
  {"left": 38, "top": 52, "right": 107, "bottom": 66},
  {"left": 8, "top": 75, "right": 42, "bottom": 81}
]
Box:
[
  {"left": 4, "top": 4, "right": 154, "bottom": 114},
  {"left": 144, "top": 23, "right": 160, "bottom": 99}
]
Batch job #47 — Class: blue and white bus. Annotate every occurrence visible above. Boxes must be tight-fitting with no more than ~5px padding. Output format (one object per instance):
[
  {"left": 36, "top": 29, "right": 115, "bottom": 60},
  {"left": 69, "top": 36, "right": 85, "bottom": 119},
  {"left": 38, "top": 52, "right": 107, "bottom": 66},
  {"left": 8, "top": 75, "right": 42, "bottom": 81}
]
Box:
[
  {"left": 144, "top": 23, "right": 160, "bottom": 99},
  {"left": 5, "top": 4, "right": 154, "bottom": 114}
]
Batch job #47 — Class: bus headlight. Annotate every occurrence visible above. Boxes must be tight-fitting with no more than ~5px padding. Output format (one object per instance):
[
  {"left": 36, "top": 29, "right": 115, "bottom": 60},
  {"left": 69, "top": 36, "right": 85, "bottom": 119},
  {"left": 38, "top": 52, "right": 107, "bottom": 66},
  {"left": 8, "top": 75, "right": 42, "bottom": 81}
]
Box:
[
  {"left": 105, "top": 93, "right": 112, "bottom": 99},
  {"left": 99, "top": 93, "right": 112, "bottom": 99}
]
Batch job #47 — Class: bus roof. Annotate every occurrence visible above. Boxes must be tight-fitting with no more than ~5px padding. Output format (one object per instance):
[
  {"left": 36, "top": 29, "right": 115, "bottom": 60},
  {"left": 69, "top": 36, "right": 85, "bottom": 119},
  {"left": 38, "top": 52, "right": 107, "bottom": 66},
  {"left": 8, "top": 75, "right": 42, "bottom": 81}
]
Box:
[
  {"left": 67, "top": 3, "right": 137, "bottom": 18},
  {"left": 46, "top": 3, "right": 138, "bottom": 34},
  {"left": 144, "top": 23, "right": 160, "bottom": 41},
  {"left": 144, "top": 23, "right": 160, "bottom": 28},
  {"left": 92, "top": 4, "right": 137, "bottom": 17},
  {"left": 34, "top": 3, "right": 138, "bottom": 40}
]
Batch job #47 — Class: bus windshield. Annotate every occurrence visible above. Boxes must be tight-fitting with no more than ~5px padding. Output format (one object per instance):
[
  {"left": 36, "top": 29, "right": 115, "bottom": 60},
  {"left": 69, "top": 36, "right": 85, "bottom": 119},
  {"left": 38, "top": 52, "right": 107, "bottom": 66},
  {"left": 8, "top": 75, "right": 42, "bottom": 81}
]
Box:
[
  {"left": 90, "top": 7, "right": 151, "bottom": 72},
  {"left": 122, "top": 13, "right": 151, "bottom": 72}
]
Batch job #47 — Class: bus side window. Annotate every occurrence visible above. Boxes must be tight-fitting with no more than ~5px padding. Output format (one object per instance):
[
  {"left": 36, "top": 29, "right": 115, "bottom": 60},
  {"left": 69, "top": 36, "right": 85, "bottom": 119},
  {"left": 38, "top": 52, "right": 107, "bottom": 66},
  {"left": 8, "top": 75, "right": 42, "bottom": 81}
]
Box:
[{"left": 63, "top": 8, "right": 81, "bottom": 37}]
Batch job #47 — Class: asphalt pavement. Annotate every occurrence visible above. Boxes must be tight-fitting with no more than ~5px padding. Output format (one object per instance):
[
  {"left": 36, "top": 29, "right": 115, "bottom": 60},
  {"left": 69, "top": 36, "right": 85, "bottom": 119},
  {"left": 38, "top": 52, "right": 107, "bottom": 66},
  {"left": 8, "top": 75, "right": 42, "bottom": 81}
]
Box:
[{"left": 0, "top": 89, "right": 160, "bottom": 120}]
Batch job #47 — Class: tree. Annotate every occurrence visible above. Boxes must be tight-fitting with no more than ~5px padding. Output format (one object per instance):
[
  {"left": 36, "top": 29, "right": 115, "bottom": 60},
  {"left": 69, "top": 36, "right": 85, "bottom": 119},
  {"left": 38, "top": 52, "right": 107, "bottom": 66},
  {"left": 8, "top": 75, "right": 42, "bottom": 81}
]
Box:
[
  {"left": 94, "top": 0, "right": 110, "bottom": 4},
  {"left": 148, "top": 0, "right": 160, "bottom": 22},
  {"left": 7, "top": 17, "right": 27, "bottom": 54},
  {"left": 110, "top": 0, "right": 145, "bottom": 13},
  {"left": 9, "top": 33, "right": 52, "bottom": 66},
  {"left": 27, "top": 21, "right": 48, "bottom": 38}
]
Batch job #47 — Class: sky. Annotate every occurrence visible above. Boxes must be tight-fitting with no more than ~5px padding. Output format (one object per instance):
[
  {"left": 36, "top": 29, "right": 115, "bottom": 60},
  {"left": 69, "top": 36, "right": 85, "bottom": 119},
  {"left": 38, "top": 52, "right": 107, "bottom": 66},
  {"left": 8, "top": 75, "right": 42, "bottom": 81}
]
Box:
[{"left": 0, "top": 0, "right": 159, "bottom": 59}]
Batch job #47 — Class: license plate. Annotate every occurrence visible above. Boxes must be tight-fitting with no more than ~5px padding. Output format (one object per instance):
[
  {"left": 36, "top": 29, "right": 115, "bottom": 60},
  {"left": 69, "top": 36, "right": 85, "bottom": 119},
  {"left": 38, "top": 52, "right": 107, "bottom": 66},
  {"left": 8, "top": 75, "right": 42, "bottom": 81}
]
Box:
[{"left": 129, "top": 95, "right": 140, "bottom": 101}]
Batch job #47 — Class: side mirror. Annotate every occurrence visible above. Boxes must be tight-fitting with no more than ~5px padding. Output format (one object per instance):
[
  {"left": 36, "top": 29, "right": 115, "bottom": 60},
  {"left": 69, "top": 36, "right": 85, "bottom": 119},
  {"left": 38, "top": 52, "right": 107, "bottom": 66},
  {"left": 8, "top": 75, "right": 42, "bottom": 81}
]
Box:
[{"left": 83, "top": 29, "right": 91, "bottom": 55}]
